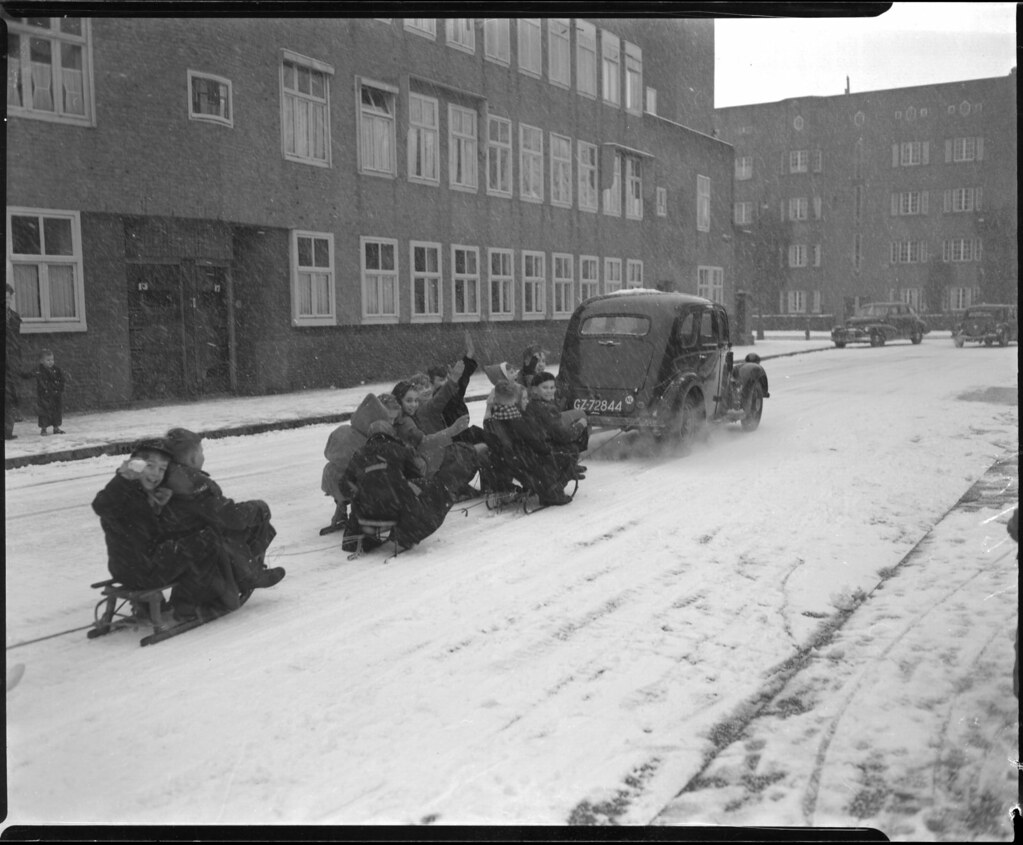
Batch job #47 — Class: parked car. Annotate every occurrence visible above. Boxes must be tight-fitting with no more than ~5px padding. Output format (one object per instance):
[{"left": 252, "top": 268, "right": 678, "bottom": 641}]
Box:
[
  {"left": 952, "top": 304, "right": 1018, "bottom": 347},
  {"left": 554, "top": 290, "right": 769, "bottom": 447},
  {"left": 831, "top": 302, "right": 929, "bottom": 348}
]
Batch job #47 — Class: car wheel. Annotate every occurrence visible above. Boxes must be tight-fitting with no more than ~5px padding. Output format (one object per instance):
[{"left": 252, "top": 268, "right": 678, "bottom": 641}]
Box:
[
  {"left": 910, "top": 332, "right": 922, "bottom": 344},
  {"left": 834, "top": 341, "right": 846, "bottom": 349},
  {"left": 677, "top": 393, "right": 705, "bottom": 450},
  {"left": 953, "top": 335, "right": 965, "bottom": 348},
  {"left": 984, "top": 338, "right": 993, "bottom": 347},
  {"left": 869, "top": 332, "right": 885, "bottom": 347},
  {"left": 740, "top": 382, "right": 764, "bottom": 432}
]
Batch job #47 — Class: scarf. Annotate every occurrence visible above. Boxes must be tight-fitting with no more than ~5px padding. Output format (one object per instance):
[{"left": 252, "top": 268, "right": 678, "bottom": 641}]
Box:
[{"left": 490, "top": 403, "right": 522, "bottom": 420}]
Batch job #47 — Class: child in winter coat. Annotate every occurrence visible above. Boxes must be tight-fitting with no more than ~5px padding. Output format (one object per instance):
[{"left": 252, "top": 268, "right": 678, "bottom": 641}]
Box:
[
  {"left": 35, "top": 349, "right": 67, "bottom": 435},
  {"left": 524, "top": 371, "right": 589, "bottom": 480},
  {"left": 319, "top": 393, "right": 399, "bottom": 534},
  {"left": 483, "top": 380, "right": 571, "bottom": 506},
  {"left": 391, "top": 379, "right": 479, "bottom": 485},
  {"left": 518, "top": 343, "right": 548, "bottom": 389}
]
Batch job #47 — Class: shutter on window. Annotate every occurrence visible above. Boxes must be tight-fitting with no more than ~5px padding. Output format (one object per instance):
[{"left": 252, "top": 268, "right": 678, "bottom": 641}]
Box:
[
  {"left": 943, "top": 189, "right": 951, "bottom": 213},
  {"left": 892, "top": 144, "right": 899, "bottom": 167},
  {"left": 922, "top": 141, "right": 929, "bottom": 164},
  {"left": 921, "top": 191, "right": 928, "bottom": 215},
  {"left": 780, "top": 201, "right": 785, "bottom": 221},
  {"left": 890, "top": 243, "right": 896, "bottom": 264},
  {"left": 599, "top": 145, "right": 615, "bottom": 190},
  {"left": 975, "top": 187, "right": 982, "bottom": 210},
  {"left": 976, "top": 137, "right": 984, "bottom": 160},
  {"left": 975, "top": 239, "right": 982, "bottom": 261},
  {"left": 781, "top": 152, "right": 787, "bottom": 174},
  {"left": 891, "top": 193, "right": 898, "bottom": 216},
  {"left": 945, "top": 140, "right": 952, "bottom": 163},
  {"left": 942, "top": 240, "right": 949, "bottom": 262},
  {"left": 921, "top": 242, "right": 928, "bottom": 263}
]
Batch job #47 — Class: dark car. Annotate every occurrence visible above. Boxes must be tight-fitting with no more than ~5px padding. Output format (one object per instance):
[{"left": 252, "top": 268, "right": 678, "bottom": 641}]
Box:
[
  {"left": 952, "top": 304, "right": 1018, "bottom": 347},
  {"left": 554, "top": 290, "right": 769, "bottom": 446},
  {"left": 831, "top": 302, "right": 929, "bottom": 348}
]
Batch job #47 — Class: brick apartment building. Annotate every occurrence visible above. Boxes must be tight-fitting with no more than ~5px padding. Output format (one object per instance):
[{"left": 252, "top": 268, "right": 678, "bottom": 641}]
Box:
[
  {"left": 5, "top": 15, "right": 734, "bottom": 410},
  {"left": 714, "top": 71, "right": 1018, "bottom": 325}
]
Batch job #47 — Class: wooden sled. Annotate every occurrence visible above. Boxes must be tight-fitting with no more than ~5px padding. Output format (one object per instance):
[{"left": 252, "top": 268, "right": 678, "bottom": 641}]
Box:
[{"left": 345, "top": 519, "right": 402, "bottom": 561}]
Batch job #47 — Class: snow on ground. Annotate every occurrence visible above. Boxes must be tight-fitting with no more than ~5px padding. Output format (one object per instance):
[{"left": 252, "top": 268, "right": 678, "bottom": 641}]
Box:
[{"left": 4, "top": 335, "right": 1019, "bottom": 837}]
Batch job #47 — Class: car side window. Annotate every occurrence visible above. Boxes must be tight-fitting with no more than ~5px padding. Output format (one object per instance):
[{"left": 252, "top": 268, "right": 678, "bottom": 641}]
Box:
[
  {"left": 699, "top": 311, "right": 715, "bottom": 347},
  {"left": 676, "top": 312, "right": 697, "bottom": 348}
]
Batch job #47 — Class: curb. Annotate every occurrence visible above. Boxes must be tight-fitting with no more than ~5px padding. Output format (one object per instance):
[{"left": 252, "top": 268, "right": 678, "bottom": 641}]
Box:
[{"left": 4, "top": 346, "right": 833, "bottom": 470}]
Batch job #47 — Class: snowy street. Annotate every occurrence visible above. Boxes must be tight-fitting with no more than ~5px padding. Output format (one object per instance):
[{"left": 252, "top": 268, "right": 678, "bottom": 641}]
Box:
[{"left": 4, "top": 338, "right": 1018, "bottom": 837}]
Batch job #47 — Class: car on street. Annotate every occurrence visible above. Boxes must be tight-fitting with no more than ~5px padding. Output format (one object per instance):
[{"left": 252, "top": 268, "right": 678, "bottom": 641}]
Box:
[
  {"left": 831, "top": 301, "right": 929, "bottom": 348},
  {"left": 952, "top": 304, "right": 1018, "bottom": 347},
  {"left": 554, "top": 290, "right": 769, "bottom": 447}
]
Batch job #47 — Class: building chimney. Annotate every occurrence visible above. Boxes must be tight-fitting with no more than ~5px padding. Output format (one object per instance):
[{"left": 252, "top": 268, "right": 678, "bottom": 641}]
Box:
[{"left": 845, "top": 76, "right": 850, "bottom": 94}]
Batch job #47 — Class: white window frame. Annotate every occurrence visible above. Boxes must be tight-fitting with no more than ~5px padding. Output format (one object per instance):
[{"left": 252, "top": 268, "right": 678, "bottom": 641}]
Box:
[
  {"left": 624, "top": 42, "right": 642, "bottom": 114},
  {"left": 484, "top": 19, "right": 510, "bottom": 64},
  {"left": 735, "top": 156, "right": 753, "bottom": 180},
  {"left": 580, "top": 255, "right": 599, "bottom": 302},
  {"left": 603, "top": 152, "right": 622, "bottom": 217},
  {"left": 357, "top": 77, "right": 396, "bottom": 177},
  {"left": 519, "top": 124, "right": 544, "bottom": 203},
  {"left": 787, "top": 289, "right": 806, "bottom": 313},
  {"left": 547, "top": 18, "right": 571, "bottom": 87},
  {"left": 577, "top": 141, "right": 599, "bottom": 213},
  {"left": 575, "top": 20, "right": 597, "bottom": 98},
  {"left": 789, "top": 149, "right": 808, "bottom": 173},
  {"left": 410, "top": 241, "right": 443, "bottom": 322},
  {"left": 188, "top": 70, "right": 232, "bottom": 127},
  {"left": 625, "top": 156, "right": 643, "bottom": 220},
  {"left": 360, "top": 236, "right": 399, "bottom": 324},
  {"left": 601, "top": 30, "right": 620, "bottom": 106},
  {"left": 552, "top": 253, "right": 574, "bottom": 317},
  {"left": 550, "top": 133, "right": 573, "bottom": 208},
  {"left": 943, "top": 238, "right": 980, "bottom": 263},
  {"left": 445, "top": 19, "right": 475, "bottom": 53},
  {"left": 291, "top": 230, "right": 335, "bottom": 327},
  {"left": 448, "top": 104, "right": 478, "bottom": 192},
  {"left": 788, "top": 197, "right": 808, "bottom": 221},
  {"left": 6, "top": 207, "right": 87, "bottom": 333},
  {"left": 788, "top": 244, "right": 808, "bottom": 268},
  {"left": 656, "top": 187, "right": 667, "bottom": 217},
  {"left": 949, "top": 286, "right": 972, "bottom": 310},
  {"left": 6, "top": 16, "right": 94, "bottom": 125},
  {"left": 522, "top": 251, "right": 547, "bottom": 319},
  {"left": 487, "top": 248, "right": 515, "bottom": 320},
  {"left": 696, "top": 174, "right": 711, "bottom": 232},
  {"left": 734, "top": 201, "right": 753, "bottom": 226},
  {"left": 949, "top": 187, "right": 979, "bottom": 213},
  {"left": 604, "top": 257, "right": 622, "bottom": 293},
  {"left": 282, "top": 52, "right": 333, "bottom": 167},
  {"left": 952, "top": 137, "right": 978, "bottom": 162},
  {"left": 408, "top": 93, "right": 439, "bottom": 185},
  {"left": 486, "top": 115, "right": 513, "bottom": 197},
  {"left": 451, "top": 245, "right": 481, "bottom": 321},
  {"left": 626, "top": 259, "right": 643, "bottom": 289},
  {"left": 405, "top": 19, "right": 437, "bottom": 39},
  {"left": 697, "top": 266, "right": 724, "bottom": 304},
  {"left": 900, "top": 141, "right": 922, "bottom": 166},
  {"left": 518, "top": 19, "right": 541, "bottom": 76}
]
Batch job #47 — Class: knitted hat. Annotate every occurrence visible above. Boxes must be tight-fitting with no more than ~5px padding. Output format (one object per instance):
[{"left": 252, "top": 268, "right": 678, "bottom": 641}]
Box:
[
  {"left": 164, "top": 427, "right": 203, "bottom": 462},
  {"left": 532, "top": 371, "right": 556, "bottom": 386},
  {"left": 484, "top": 362, "right": 519, "bottom": 386},
  {"left": 130, "top": 438, "right": 175, "bottom": 460},
  {"left": 392, "top": 380, "right": 416, "bottom": 401}
]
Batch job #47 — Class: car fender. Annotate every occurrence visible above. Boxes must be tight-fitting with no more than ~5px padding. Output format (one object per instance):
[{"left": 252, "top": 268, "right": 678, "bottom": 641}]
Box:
[
  {"left": 662, "top": 374, "right": 704, "bottom": 413},
  {"left": 733, "top": 360, "right": 769, "bottom": 398}
]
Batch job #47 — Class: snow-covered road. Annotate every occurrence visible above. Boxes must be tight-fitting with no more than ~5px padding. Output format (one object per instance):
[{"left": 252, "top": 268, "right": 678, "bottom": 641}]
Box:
[{"left": 5, "top": 341, "right": 1018, "bottom": 837}]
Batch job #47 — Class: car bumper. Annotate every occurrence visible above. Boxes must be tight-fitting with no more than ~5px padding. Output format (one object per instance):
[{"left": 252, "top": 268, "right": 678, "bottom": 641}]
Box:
[{"left": 831, "top": 328, "right": 871, "bottom": 343}]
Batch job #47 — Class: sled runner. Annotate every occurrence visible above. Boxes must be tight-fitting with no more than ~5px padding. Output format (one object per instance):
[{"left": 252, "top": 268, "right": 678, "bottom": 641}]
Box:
[
  {"left": 484, "top": 474, "right": 579, "bottom": 515},
  {"left": 344, "top": 519, "right": 403, "bottom": 561}
]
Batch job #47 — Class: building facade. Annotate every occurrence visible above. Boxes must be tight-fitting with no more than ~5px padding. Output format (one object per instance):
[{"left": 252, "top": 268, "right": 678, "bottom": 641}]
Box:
[
  {"left": 6, "top": 16, "right": 734, "bottom": 410},
  {"left": 715, "top": 71, "right": 1017, "bottom": 323}
]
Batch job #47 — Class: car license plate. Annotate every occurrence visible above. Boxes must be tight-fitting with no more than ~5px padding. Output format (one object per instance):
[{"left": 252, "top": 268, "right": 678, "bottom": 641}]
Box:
[{"left": 573, "top": 397, "right": 626, "bottom": 414}]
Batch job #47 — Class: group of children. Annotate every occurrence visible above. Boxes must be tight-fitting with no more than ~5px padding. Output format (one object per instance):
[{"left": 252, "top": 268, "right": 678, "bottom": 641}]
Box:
[{"left": 319, "top": 335, "right": 589, "bottom": 554}]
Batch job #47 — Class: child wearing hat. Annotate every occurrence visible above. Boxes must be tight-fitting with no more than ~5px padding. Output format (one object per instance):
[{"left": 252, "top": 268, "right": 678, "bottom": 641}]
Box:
[{"left": 524, "top": 371, "right": 588, "bottom": 481}]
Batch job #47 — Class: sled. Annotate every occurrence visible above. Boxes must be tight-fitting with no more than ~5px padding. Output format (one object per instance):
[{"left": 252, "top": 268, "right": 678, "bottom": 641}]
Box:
[
  {"left": 87, "top": 579, "right": 239, "bottom": 647},
  {"left": 484, "top": 475, "right": 579, "bottom": 515},
  {"left": 344, "top": 519, "right": 403, "bottom": 561}
]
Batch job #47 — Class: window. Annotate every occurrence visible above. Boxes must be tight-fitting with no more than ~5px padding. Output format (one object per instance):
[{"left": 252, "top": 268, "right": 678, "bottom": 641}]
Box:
[
  {"left": 484, "top": 19, "right": 510, "bottom": 64},
  {"left": 580, "top": 255, "right": 599, "bottom": 301},
  {"left": 890, "top": 190, "right": 926, "bottom": 216},
  {"left": 410, "top": 242, "right": 442, "bottom": 320},
  {"left": 188, "top": 71, "right": 232, "bottom": 126},
  {"left": 603, "top": 152, "right": 622, "bottom": 216},
  {"left": 626, "top": 259, "right": 643, "bottom": 289},
  {"left": 486, "top": 115, "right": 513, "bottom": 197},
  {"left": 624, "top": 42, "right": 642, "bottom": 113},
  {"left": 696, "top": 175, "right": 711, "bottom": 232},
  {"left": 788, "top": 244, "right": 808, "bottom": 267},
  {"left": 518, "top": 19, "right": 541, "bottom": 75},
  {"left": 520, "top": 124, "right": 543, "bottom": 202},
  {"left": 601, "top": 31, "right": 620, "bottom": 105},
  {"left": 942, "top": 238, "right": 981, "bottom": 263},
  {"left": 575, "top": 20, "right": 597, "bottom": 97},
  {"left": 292, "top": 231, "right": 334, "bottom": 326},
  {"left": 405, "top": 19, "right": 437, "bottom": 38},
  {"left": 548, "top": 19, "right": 570, "bottom": 87},
  {"left": 788, "top": 197, "right": 808, "bottom": 221},
  {"left": 697, "top": 266, "right": 724, "bottom": 303},
  {"left": 452, "top": 246, "right": 480, "bottom": 320},
  {"left": 735, "top": 156, "right": 753, "bottom": 180},
  {"left": 949, "top": 287, "right": 973, "bottom": 311},
  {"left": 734, "top": 201, "right": 753, "bottom": 226},
  {"left": 789, "top": 150, "right": 808, "bottom": 173},
  {"left": 898, "top": 141, "right": 924, "bottom": 166},
  {"left": 488, "top": 248, "right": 514, "bottom": 319},
  {"left": 282, "top": 54, "right": 332, "bottom": 166},
  {"left": 945, "top": 187, "right": 981, "bottom": 213},
  {"left": 951, "top": 136, "right": 982, "bottom": 162},
  {"left": 899, "top": 287, "right": 922, "bottom": 310},
  {"left": 522, "top": 251, "right": 546, "bottom": 318},
  {"left": 550, "top": 134, "right": 573, "bottom": 208},
  {"left": 408, "top": 93, "right": 439, "bottom": 184},
  {"left": 552, "top": 253, "right": 574, "bottom": 316},
  {"left": 449, "top": 104, "right": 478, "bottom": 191},
  {"left": 787, "top": 290, "right": 806, "bottom": 313},
  {"left": 577, "top": 141, "right": 599, "bottom": 212},
  {"left": 793, "top": 116, "right": 804, "bottom": 131},
  {"left": 604, "top": 258, "right": 622, "bottom": 293},
  {"left": 656, "top": 187, "right": 667, "bottom": 217},
  {"left": 358, "top": 79, "right": 395, "bottom": 176},
  {"left": 812, "top": 150, "right": 823, "bottom": 172},
  {"left": 7, "top": 208, "right": 86, "bottom": 332},
  {"left": 446, "top": 19, "right": 474, "bottom": 52},
  {"left": 361, "top": 237, "right": 398, "bottom": 322},
  {"left": 625, "top": 156, "right": 643, "bottom": 220},
  {"left": 6, "top": 16, "right": 93, "bottom": 124}
]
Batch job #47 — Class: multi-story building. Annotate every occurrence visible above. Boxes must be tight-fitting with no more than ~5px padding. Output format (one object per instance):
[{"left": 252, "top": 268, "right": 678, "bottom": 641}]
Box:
[
  {"left": 6, "top": 15, "right": 733, "bottom": 410},
  {"left": 715, "top": 71, "right": 1017, "bottom": 322}
]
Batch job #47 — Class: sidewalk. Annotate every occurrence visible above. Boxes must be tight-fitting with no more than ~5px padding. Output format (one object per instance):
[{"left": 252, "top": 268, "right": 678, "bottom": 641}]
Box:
[{"left": 4, "top": 333, "right": 838, "bottom": 469}]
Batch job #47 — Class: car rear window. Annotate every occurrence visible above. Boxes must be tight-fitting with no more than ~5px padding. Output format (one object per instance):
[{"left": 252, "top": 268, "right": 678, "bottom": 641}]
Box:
[{"left": 579, "top": 315, "right": 650, "bottom": 336}]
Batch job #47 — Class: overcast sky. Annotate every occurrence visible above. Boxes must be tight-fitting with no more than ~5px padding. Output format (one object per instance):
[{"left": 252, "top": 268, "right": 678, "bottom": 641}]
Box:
[{"left": 714, "top": 2, "right": 1017, "bottom": 107}]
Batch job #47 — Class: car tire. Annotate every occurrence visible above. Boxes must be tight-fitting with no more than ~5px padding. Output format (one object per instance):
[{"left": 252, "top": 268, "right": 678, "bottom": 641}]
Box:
[
  {"left": 677, "top": 393, "right": 705, "bottom": 450},
  {"left": 984, "top": 338, "right": 993, "bottom": 347},
  {"left": 869, "top": 332, "right": 885, "bottom": 347},
  {"left": 953, "top": 335, "right": 965, "bottom": 348},
  {"left": 910, "top": 332, "right": 922, "bottom": 344},
  {"left": 834, "top": 341, "right": 846, "bottom": 349},
  {"left": 740, "top": 382, "right": 764, "bottom": 432}
]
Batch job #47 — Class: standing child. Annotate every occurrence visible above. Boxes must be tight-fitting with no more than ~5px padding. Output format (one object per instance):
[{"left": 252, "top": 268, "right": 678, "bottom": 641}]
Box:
[{"left": 35, "top": 349, "right": 67, "bottom": 436}]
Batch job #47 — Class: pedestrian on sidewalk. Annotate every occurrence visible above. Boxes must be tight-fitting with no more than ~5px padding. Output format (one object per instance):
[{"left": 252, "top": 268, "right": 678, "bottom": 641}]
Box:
[
  {"left": 34, "top": 349, "right": 68, "bottom": 436},
  {"left": 5, "top": 283, "right": 30, "bottom": 441}
]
